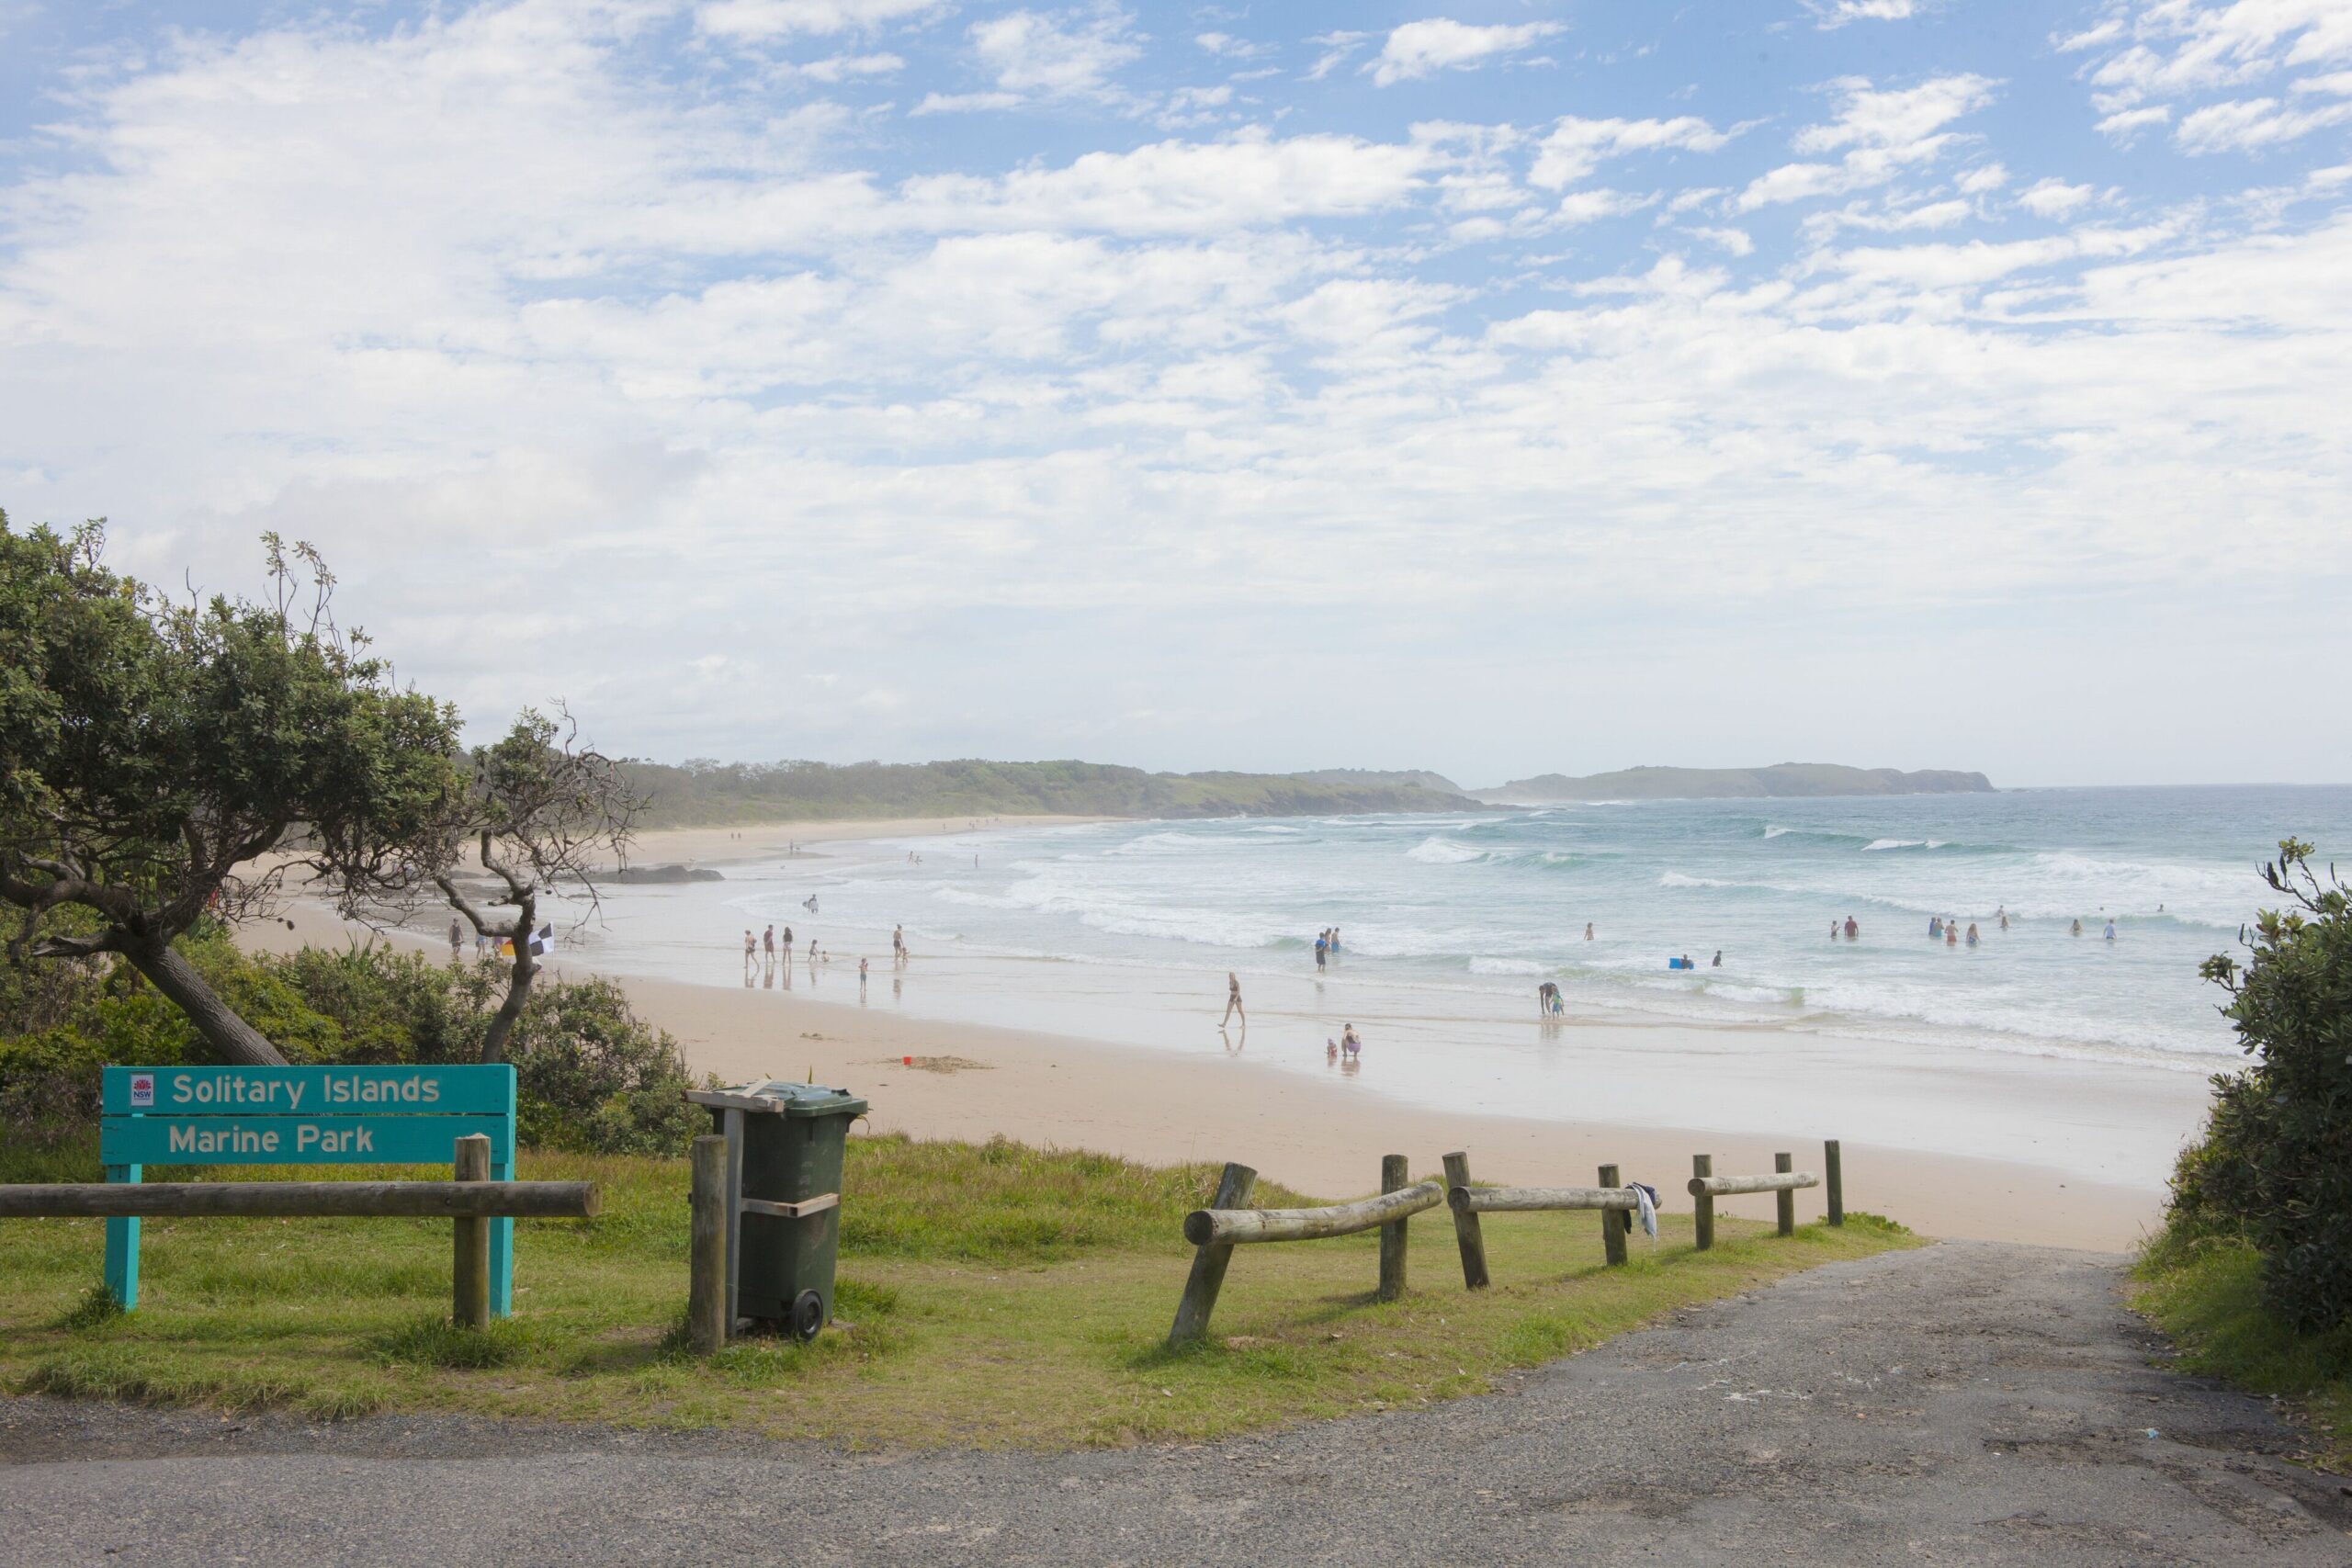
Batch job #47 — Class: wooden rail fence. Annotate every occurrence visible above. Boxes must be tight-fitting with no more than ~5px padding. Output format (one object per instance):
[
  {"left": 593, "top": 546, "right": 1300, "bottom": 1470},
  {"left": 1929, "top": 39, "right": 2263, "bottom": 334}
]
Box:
[
  {"left": 0, "top": 1134, "right": 599, "bottom": 1328},
  {"left": 1169, "top": 1154, "right": 1445, "bottom": 1347},
  {"left": 1170, "top": 1139, "right": 1849, "bottom": 1341}
]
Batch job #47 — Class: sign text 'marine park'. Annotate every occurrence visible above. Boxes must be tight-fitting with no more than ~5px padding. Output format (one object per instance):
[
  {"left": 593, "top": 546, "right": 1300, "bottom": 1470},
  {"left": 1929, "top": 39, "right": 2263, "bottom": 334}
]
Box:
[{"left": 99, "top": 1065, "right": 518, "bottom": 1314}]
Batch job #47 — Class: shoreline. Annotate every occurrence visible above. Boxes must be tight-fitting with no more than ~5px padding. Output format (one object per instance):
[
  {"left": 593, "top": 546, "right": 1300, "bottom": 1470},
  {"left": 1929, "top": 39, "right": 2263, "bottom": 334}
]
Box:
[{"left": 243, "top": 852, "right": 2185, "bottom": 1251}]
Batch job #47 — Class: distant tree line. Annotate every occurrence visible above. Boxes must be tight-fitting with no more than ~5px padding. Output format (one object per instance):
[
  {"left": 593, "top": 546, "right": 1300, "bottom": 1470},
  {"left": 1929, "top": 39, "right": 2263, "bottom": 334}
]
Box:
[{"left": 620, "top": 758, "right": 1475, "bottom": 828}]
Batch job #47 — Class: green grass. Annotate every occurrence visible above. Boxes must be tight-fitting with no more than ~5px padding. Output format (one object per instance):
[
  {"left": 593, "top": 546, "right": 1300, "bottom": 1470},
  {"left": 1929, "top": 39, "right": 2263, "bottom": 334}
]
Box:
[
  {"left": 2132, "top": 1228, "right": 2352, "bottom": 1471},
  {"left": 0, "top": 1134, "right": 1913, "bottom": 1449}
]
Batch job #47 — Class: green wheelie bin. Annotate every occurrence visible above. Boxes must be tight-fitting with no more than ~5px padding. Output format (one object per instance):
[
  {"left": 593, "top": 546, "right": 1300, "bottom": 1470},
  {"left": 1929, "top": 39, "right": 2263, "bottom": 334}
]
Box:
[{"left": 689, "top": 1079, "right": 867, "bottom": 1340}]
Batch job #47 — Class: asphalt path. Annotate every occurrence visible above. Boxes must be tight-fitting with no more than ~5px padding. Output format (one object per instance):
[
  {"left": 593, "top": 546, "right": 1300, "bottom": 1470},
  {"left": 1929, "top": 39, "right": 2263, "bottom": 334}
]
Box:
[{"left": 3, "top": 1241, "right": 2346, "bottom": 1565}]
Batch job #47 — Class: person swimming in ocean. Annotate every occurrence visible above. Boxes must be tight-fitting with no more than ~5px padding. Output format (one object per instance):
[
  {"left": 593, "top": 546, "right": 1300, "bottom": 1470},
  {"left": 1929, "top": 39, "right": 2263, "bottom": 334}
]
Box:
[
  {"left": 1712, "top": 950, "right": 1723, "bottom": 967},
  {"left": 1584, "top": 922, "right": 1594, "bottom": 941},
  {"left": 2071, "top": 919, "right": 2083, "bottom": 937},
  {"left": 1844, "top": 915, "right": 1859, "bottom": 940},
  {"left": 1966, "top": 922, "right": 1980, "bottom": 946},
  {"left": 1945, "top": 920, "right": 1958, "bottom": 946},
  {"left": 1929, "top": 916, "right": 1942, "bottom": 938},
  {"left": 2104, "top": 919, "right": 2117, "bottom": 941}
]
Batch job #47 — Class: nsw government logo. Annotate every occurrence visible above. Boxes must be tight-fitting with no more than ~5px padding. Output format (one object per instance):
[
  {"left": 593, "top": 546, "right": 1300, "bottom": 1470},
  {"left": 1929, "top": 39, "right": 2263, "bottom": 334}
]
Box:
[{"left": 129, "top": 1073, "right": 155, "bottom": 1108}]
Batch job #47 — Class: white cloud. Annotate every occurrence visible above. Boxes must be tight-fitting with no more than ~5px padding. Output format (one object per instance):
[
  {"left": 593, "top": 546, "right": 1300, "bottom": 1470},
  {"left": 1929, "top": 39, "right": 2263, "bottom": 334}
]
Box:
[
  {"left": 2097, "top": 104, "right": 2172, "bottom": 139},
  {"left": 1792, "top": 73, "right": 1998, "bottom": 152},
  {"left": 971, "top": 6, "right": 1142, "bottom": 97},
  {"left": 1738, "top": 74, "right": 1996, "bottom": 209},
  {"left": 1193, "top": 32, "right": 1265, "bottom": 60},
  {"left": 792, "top": 51, "right": 903, "bottom": 82},
  {"left": 2018, "top": 177, "right": 2095, "bottom": 216},
  {"left": 1303, "top": 31, "right": 1369, "bottom": 82},
  {"left": 912, "top": 90, "right": 1024, "bottom": 115},
  {"left": 1808, "top": 0, "right": 1920, "bottom": 28},
  {"left": 2066, "top": 0, "right": 2352, "bottom": 118},
  {"left": 1956, "top": 162, "right": 2009, "bottom": 192},
  {"left": 1368, "top": 19, "right": 1563, "bottom": 87},
  {"left": 1683, "top": 225, "right": 1755, "bottom": 254},
  {"left": 2176, "top": 94, "right": 2352, "bottom": 152},
  {"left": 696, "top": 0, "right": 935, "bottom": 39},
  {"left": 1529, "top": 115, "right": 1731, "bottom": 188},
  {"left": 1555, "top": 187, "right": 1652, "bottom": 225}
]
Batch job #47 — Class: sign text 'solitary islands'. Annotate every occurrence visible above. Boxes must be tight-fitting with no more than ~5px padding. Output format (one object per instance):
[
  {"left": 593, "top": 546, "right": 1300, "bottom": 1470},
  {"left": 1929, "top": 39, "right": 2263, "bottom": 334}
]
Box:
[{"left": 156, "top": 1072, "right": 445, "bottom": 1111}]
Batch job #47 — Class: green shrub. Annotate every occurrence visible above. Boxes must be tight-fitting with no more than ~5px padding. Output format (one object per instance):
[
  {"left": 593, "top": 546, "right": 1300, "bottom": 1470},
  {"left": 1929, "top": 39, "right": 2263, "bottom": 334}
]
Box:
[
  {"left": 1, "top": 928, "right": 700, "bottom": 1159},
  {"left": 509, "top": 976, "right": 703, "bottom": 1156},
  {"left": 2177, "top": 840, "right": 2352, "bottom": 1333}
]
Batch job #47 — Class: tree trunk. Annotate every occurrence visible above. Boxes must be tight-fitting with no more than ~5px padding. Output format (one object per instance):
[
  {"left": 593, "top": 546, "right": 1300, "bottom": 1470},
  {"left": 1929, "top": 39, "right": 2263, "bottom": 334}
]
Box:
[
  {"left": 479, "top": 898, "right": 537, "bottom": 1065},
  {"left": 123, "top": 941, "right": 288, "bottom": 1066}
]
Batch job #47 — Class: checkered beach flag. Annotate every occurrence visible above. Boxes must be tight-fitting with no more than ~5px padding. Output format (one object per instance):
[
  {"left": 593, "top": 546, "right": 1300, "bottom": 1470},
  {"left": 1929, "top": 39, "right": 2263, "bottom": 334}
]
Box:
[{"left": 527, "top": 922, "right": 553, "bottom": 956}]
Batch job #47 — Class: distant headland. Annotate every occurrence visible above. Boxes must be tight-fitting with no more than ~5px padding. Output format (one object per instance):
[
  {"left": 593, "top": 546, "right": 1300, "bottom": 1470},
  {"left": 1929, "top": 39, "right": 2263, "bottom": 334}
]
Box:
[
  {"left": 620, "top": 758, "right": 1989, "bottom": 828},
  {"left": 1470, "top": 763, "right": 1995, "bottom": 805}
]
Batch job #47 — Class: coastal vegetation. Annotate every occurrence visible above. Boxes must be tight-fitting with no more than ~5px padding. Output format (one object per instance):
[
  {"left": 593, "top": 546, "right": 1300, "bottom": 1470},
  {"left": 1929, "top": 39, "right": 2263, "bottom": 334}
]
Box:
[
  {"left": 0, "top": 519, "right": 459, "bottom": 1067},
  {"left": 2133, "top": 839, "right": 2352, "bottom": 1468},
  {"left": 1473, "top": 762, "right": 1996, "bottom": 804},
  {"left": 2, "top": 517, "right": 649, "bottom": 1068},
  {"left": 0, "top": 1135, "right": 1910, "bottom": 1448},
  {"left": 619, "top": 757, "right": 1477, "bottom": 828},
  {"left": 0, "top": 922, "right": 701, "bottom": 1167}
]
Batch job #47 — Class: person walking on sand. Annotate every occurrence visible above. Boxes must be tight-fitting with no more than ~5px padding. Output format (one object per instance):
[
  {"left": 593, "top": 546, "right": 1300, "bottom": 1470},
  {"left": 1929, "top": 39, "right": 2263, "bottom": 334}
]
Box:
[
  {"left": 448, "top": 918, "right": 463, "bottom": 962},
  {"left": 763, "top": 924, "right": 775, "bottom": 959},
  {"left": 743, "top": 930, "right": 757, "bottom": 964},
  {"left": 1221, "top": 972, "right": 1245, "bottom": 1029}
]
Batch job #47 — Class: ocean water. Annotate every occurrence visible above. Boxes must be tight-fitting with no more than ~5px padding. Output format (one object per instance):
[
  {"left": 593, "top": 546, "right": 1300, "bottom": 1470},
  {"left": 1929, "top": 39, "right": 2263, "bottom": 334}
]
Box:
[{"left": 717, "top": 785, "right": 2352, "bottom": 1072}]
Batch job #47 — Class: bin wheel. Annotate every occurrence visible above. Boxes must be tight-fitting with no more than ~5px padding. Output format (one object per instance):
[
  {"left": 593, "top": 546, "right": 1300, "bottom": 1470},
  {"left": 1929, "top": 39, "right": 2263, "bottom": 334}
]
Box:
[{"left": 790, "top": 1290, "right": 826, "bottom": 1343}]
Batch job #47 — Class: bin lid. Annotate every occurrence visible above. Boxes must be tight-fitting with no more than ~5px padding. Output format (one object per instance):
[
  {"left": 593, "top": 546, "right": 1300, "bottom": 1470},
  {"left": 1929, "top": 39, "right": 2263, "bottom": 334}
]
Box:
[{"left": 687, "top": 1079, "right": 869, "bottom": 1117}]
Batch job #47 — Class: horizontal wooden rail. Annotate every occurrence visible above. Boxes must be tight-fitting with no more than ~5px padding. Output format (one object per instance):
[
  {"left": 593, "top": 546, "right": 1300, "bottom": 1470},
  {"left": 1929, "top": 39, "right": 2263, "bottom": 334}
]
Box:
[
  {"left": 1450, "top": 1184, "right": 1636, "bottom": 1214},
  {"left": 0, "top": 1181, "right": 600, "bottom": 1220},
  {"left": 1687, "top": 1171, "right": 1817, "bottom": 1198},
  {"left": 1182, "top": 1179, "right": 1446, "bottom": 1247}
]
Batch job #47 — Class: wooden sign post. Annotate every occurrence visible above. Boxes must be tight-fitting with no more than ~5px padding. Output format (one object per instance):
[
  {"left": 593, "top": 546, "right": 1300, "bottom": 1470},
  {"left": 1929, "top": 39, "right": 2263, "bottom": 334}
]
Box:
[{"left": 99, "top": 1065, "right": 519, "bottom": 1315}]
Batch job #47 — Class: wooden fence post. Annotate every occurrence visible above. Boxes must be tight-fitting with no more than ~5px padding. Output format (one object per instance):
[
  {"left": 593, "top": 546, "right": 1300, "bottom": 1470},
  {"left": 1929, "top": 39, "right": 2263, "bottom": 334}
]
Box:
[
  {"left": 688, "top": 1134, "right": 729, "bottom": 1354},
  {"left": 1442, "top": 1151, "right": 1488, "bottom": 1289},
  {"left": 452, "top": 1134, "right": 491, "bottom": 1329},
  {"left": 1692, "top": 1154, "right": 1714, "bottom": 1252},
  {"left": 1597, "top": 1163, "right": 1629, "bottom": 1266},
  {"left": 1825, "top": 1139, "right": 1844, "bottom": 1226},
  {"left": 1169, "top": 1162, "right": 1257, "bottom": 1348},
  {"left": 1775, "top": 1151, "right": 1796, "bottom": 1236},
  {"left": 1376, "top": 1154, "right": 1409, "bottom": 1303}
]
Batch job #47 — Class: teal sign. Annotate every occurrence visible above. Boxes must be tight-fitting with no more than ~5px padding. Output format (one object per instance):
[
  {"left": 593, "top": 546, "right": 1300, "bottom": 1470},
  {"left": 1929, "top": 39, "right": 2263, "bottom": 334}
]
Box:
[{"left": 99, "top": 1066, "right": 518, "bottom": 1316}]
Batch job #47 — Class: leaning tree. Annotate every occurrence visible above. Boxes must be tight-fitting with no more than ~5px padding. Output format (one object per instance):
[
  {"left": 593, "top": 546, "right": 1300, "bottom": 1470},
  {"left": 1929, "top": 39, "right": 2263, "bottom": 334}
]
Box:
[
  {"left": 322, "top": 705, "right": 644, "bottom": 1065},
  {"left": 0, "top": 516, "right": 464, "bottom": 1066}
]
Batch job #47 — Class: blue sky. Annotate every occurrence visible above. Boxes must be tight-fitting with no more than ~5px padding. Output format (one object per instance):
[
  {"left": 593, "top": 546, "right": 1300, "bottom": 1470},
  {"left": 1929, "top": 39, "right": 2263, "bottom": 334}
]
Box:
[{"left": 2, "top": 1, "right": 2347, "bottom": 786}]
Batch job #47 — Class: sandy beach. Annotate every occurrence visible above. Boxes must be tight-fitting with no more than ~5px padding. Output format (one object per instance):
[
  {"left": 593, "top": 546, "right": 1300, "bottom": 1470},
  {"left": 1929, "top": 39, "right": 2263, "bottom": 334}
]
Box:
[{"left": 245, "top": 815, "right": 2194, "bottom": 1252}]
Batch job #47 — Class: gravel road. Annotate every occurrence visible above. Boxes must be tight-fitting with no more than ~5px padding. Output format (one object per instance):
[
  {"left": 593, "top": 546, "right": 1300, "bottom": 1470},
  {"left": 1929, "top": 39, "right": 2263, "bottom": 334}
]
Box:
[{"left": 3, "top": 1241, "right": 2346, "bottom": 1565}]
